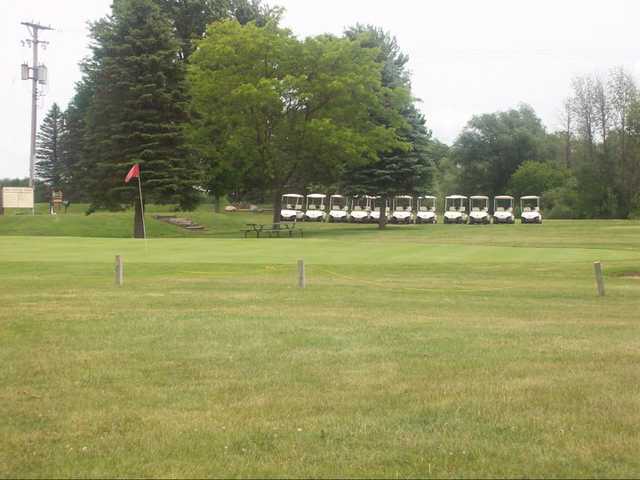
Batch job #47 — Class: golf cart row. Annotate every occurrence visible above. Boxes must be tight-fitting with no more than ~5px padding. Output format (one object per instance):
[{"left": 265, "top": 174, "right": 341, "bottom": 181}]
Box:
[
  {"left": 444, "top": 195, "right": 543, "bottom": 224},
  {"left": 280, "top": 194, "right": 438, "bottom": 224},
  {"left": 280, "top": 194, "right": 543, "bottom": 224}
]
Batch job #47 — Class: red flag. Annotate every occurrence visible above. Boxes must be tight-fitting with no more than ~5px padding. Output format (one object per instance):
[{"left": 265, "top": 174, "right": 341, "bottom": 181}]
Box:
[{"left": 125, "top": 164, "right": 140, "bottom": 183}]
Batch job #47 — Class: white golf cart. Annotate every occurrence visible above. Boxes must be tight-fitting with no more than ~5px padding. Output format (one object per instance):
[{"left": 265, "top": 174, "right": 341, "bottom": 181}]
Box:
[
  {"left": 328, "top": 195, "right": 349, "bottom": 223},
  {"left": 468, "top": 196, "right": 491, "bottom": 224},
  {"left": 521, "top": 196, "right": 543, "bottom": 224},
  {"left": 369, "top": 196, "right": 390, "bottom": 224},
  {"left": 304, "top": 194, "right": 327, "bottom": 222},
  {"left": 443, "top": 195, "right": 468, "bottom": 224},
  {"left": 280, "top": 194, "right": 305, "bottom": 222},
  {"left": 416, "top": 196, "right": 438, "bottom": 224},
  {"left": 493, "top": 195, "right": 515, "bottom": 224},
  {"left": 350, "top": 195, "right": 372, "bottom": 223},
  {"left": 391, "top": 195, "right": 414, "bottom": 224}
]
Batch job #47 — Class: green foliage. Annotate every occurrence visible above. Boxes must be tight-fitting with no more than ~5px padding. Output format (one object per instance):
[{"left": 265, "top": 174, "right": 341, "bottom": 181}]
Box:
[
  {"left": 341, "top": 25, "right": 433, "bottom": 228},
  {"left": 453, "top": 104, "right": 547, "bottom": 196},
  {"left": 83, "top": 0, "right": 201, "bottom": 214},
  {"left": 188, "top": 20, "right": 401, "bottom": 221},
  {"left": 562, "top": 69, "right": 640, "bottom": 218},
  {"left": 153, "top": 0, "right": 282, "bottom": 59},
  {"left": 61, "top": 79, "right": 95, "bottom": 202},
  {"left": 508, "top": 160, "right": 568, "bottom": 199},
  {"left": 35, "top": 103, "right": 66, "bottom": 191},
  {"left": 544, "top": 177, "right": 580, "bottom": 219}
]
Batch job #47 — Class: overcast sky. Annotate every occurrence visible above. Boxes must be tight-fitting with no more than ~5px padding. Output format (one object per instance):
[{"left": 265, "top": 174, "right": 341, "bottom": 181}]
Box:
[{"left": 2, "top": 0, "right": 639, "bottom": 178}]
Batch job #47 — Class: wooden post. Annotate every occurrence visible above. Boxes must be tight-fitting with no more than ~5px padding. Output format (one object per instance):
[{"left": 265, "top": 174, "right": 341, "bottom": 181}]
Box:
[
  {"left": 115, "top": 255, "right": 124, "bottom": 286},
  {"left": 594, "top": 261, "right": 605, "bottom": 297},
  {"left": 298, "top": 259, "right": 305, "bottom": 289}
]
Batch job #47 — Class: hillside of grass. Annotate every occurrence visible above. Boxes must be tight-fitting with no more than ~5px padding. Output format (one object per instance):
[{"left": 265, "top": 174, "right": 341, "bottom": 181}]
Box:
[{"left": 0, "top": 203, "right": 269, "bottom": 238}]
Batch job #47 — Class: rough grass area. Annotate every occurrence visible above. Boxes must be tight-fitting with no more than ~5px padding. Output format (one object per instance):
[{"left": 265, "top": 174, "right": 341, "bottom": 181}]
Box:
[{"left": 1, "top": 217, "right": 639, "bottom": 477}]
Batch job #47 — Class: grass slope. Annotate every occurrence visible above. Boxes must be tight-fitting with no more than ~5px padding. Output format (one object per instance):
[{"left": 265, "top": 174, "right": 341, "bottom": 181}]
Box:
[{"left": 1, "top": 217, "right": 639, "bottom": 477}]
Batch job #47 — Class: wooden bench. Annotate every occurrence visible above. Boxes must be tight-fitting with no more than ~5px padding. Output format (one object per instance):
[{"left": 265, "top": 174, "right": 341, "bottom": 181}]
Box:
[{"left": 242, "top": 223, "right": 303, "bottom": 238}]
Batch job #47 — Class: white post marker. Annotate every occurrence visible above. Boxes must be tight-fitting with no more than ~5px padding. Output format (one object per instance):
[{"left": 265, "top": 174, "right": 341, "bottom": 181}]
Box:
[
  {"left": 115, "top": 255, "right": 124, "bottom": 286},
  {"left": 298, "top": 259, "right": 305, "bottom": 289},
  {"left": 594, "top": 261, "right": 605, "bottom": 297}
]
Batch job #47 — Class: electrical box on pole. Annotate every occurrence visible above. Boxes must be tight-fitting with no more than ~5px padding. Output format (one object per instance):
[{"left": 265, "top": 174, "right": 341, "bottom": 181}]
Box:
[{"left": 37, "top": 65, "right": 47, "bottom": 85}]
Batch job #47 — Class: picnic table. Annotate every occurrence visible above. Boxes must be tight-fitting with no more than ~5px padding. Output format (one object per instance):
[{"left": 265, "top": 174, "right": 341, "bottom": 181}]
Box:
[{"left": 242, "top": 222, "right": 303, "bottom": 238}]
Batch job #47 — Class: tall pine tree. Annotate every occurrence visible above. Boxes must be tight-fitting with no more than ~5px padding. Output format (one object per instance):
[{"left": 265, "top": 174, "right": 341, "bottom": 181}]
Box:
[
  {"left": 153, "top": 0, "right": 282, "bottom": 60},
  {"left": 35, "top": 103, "right": 66, "bottom": 191},
  {"left": 61, "top": 78, "right": 95, "bottom": 202},
  {"left": 343, "top": 25, "right": 433, "bottom": 229},
  {"left": 84, "top": 0, "right": 200, "bottom": 237}
]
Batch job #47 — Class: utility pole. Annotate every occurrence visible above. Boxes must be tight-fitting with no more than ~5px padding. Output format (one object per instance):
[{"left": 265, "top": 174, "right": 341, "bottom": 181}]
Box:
[{"left": 21, "top": 21, "right": 53, "bottom": 189}]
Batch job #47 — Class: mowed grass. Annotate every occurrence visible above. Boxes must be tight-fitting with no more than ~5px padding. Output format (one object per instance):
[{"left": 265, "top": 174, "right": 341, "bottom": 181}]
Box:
[{"left": 1, "top": 216, "right": 640, "bottom": 478}]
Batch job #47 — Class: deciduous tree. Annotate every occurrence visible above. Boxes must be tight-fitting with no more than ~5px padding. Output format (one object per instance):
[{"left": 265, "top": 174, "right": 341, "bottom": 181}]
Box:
[
  {"left": 188, "top": 20, "right": 401, "bottom": 223},
  {"left": 452, "top": 104, "right": 546, "bottom": 198}
]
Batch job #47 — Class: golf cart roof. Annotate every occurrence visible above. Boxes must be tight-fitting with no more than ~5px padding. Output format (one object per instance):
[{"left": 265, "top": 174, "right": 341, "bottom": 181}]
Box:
[
  {"left": 283, "top": 194, "right": 304, "bottom": 198},
  {"left": 307, "top": 194, "right": 326, "bottom": 199},
  {"left": 495, "top": 195, "right": 514, "bottom": 200},
  {"left": 521, "top": 196, "right": 541, "bottom": 200},
  {"left": 330, "top": 194, "right": 344, "bottom": 199},
  {"left": 446, "top": 195, "right": 467, "bottom": 200},
  {"left": 419, "top": 195, "right": 437, "bottom": 200},
  {"left": 470, "top": 195, "right": 489, "bottom": 200},
  {"left": 395, "top": 195, "right": 413, "bottom": 200}
]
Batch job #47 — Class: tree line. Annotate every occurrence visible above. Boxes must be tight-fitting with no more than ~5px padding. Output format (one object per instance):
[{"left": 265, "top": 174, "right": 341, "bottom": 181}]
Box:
[
  {"left": 33, "top": 0, "right": 432, "bottom": 233},
  {"left": 432, "top": 68, "right": 640, "bottom": 219},
  {"left": 33, "top": 0, "right": 640, "bottom": 234}
]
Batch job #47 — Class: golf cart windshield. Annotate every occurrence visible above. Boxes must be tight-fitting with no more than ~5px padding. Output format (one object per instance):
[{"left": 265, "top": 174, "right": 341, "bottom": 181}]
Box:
[
  {"left": 394, "top": 196, "right": 413, "bottom": 212},
  {"left": 306, "top": 195, "right": 325, "bottom": 211},
  {"left": 521, "top": 197, "right": 540, "bottom": 212},
  {"left": 470, "top": 197, "right": 489, "bottom": 212},
  {"left": 282, "top": 195, "right": 303, "bottom": 210},
  {"left": 446, "top": 197, "right": 466, "bottom": 212},
  {"left": 495, "top": 196, "right": 514, "bottom": 212},
  {"left": 352, "top": 196, "right": 371, "bottom": 211},
  {"left": 418, "top": 197, "right": 436, "bottom": 212},
  {"left": 330, "top": 196, "right": 347, "bottom": 211}
]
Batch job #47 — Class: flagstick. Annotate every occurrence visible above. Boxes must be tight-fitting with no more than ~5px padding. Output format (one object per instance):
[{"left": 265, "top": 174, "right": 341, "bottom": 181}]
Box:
[{"left": 137, "top": 173, "right": 148, "bottom": 253}]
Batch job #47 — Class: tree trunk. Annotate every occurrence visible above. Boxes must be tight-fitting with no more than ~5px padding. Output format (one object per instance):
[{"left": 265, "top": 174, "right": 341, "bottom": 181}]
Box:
[
  {"left": 378, "top": 196, "right": 388, "bottom": 230},
  {"left": 133, "top": 200, "right": 145, "bottom": 239},
  {"left": 214, "top": 195, "right": 221, "bottom": 214},
  {"left": 272, "top": 190, "right": 282, "bottom": 224}
]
